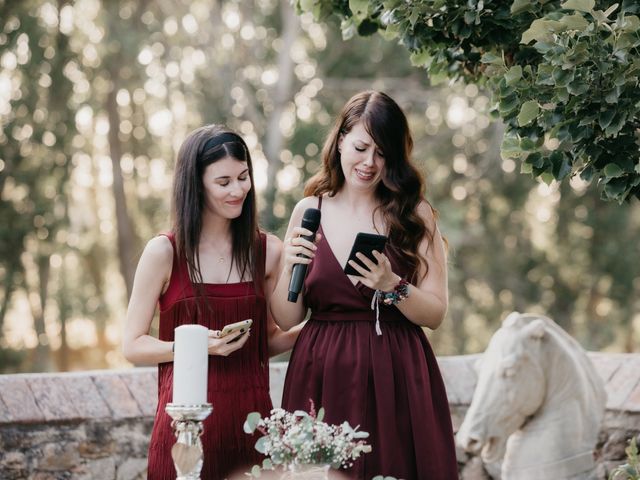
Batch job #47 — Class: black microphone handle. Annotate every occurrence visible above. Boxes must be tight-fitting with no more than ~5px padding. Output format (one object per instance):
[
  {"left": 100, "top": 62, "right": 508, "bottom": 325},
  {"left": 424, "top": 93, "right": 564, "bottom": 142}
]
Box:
[{"left": 287, "top": 231, "right": 317, "bottom": 303}]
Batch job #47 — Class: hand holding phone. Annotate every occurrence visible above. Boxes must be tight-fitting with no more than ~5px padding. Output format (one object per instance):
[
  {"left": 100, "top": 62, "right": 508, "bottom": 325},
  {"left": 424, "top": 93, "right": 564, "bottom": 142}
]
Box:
[
  {"left": 207, "top": 319, "right": 252, "bottom": 356},
  {"left": 218, "top": 319, "right": 252, "bottom": 339},
  {"left": 343, "top": 233, "right": 388, "bottom": 276}
]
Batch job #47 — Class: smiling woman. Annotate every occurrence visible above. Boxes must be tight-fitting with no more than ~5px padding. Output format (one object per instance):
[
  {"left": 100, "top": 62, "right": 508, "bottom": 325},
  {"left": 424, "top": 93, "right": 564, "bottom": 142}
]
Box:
[{"left": 121, "top": 124, "right": 299, "bottom": 479}]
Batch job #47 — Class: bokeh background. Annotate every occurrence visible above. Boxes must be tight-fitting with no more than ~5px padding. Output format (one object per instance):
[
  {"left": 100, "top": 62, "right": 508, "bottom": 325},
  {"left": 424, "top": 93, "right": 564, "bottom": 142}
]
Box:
[{"left": 1, "top": 0, "right": 638, "bottom": 374}]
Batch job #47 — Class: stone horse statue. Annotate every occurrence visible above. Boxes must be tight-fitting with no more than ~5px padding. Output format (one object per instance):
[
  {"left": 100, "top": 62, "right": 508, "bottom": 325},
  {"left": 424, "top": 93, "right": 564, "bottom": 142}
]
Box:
[{"left": 456, "top": 312, "right": 607, "bottom": 480}]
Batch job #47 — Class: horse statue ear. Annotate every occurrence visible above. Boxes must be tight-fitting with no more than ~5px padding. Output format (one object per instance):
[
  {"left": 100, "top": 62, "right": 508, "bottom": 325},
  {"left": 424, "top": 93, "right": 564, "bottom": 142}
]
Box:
[
  {"left": 523, "top": 318, "right": 546, "bottom": 340},
  {"left": 502, "top": 311, "right": 521, "bottom": 327}
]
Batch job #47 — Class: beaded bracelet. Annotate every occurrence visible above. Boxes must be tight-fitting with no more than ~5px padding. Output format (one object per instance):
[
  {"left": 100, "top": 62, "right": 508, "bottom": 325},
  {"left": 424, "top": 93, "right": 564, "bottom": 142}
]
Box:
[
  {"left": 380, "top": 279, "right": 410, "bottom": 306},
  {"left": 370, "top": 279, "right": 410, "bottom": 336}
]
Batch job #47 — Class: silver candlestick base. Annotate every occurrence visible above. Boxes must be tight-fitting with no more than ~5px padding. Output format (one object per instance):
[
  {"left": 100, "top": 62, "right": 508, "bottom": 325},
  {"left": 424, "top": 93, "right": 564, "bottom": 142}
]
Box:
[{"left": 165, "top": 403, "right": 213, "bottom": 480}]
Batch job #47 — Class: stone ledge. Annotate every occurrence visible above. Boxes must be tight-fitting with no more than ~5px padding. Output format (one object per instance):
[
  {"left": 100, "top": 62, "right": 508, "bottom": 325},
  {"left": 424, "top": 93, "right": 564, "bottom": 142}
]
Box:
[{"left": 0, "top": 353, "right": 637, "bottom": 425}]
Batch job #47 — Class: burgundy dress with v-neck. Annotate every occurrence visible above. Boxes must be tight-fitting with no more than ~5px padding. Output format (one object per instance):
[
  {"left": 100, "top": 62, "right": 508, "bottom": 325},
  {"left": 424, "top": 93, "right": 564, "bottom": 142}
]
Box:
[
  {"left": 281, "top": 198, "right": 458, "bottom": 480},
  {"left": 147, "top": 232, "right": 272, "bottom": 480}
]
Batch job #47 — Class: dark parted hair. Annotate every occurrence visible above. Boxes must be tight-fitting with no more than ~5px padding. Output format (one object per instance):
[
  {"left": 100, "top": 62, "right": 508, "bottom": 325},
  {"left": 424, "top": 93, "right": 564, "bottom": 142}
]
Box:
[
  {"left": 304, "top": 91, "right": 435, "bottom": 282},
  {"left": 171, "top": 124, "right": 261, "bottom": 291}
]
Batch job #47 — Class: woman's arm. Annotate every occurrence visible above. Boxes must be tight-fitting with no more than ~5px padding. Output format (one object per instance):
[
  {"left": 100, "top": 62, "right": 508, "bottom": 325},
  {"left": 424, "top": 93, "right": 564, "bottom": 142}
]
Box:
[
  {"left": 269, "top": 197, "right": 319, "bottom": 331},
  {"left": 264, "top": 234, "right": 303, "bottom": 356},
  {"left": 122, "top": 236, "right": 175, "bottom": 365},
  {"left": 122, "top": 236, "right": 252, "bottom": 365},
  {"left": 346, "top": 202, "right": 449, "bottom": 330}
]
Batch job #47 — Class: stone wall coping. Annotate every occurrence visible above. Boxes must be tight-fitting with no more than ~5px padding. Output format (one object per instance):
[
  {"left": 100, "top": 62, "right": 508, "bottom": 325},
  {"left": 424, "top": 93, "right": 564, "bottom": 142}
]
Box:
[{"left": 0, "top": 353, "right": 638, "bottom": 426}]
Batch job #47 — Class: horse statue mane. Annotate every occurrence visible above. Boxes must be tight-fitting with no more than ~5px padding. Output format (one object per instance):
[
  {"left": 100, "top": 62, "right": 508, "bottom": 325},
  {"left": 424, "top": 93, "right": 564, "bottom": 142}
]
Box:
[{"left": 457, "top": 312, "right": 607, "bottom": 480}]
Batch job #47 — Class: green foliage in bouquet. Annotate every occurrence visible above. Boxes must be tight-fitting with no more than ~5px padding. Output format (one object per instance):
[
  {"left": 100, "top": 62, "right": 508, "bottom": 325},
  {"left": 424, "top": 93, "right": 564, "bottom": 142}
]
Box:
[
  {"left": 610, "top": 437, "right": 640, "bottom": 480},
  {"left": 295, "top": 0, "right": 640, "bottom": 203},
  {"left": 244, "top": 403, "right": 372, "bottom": 477}
]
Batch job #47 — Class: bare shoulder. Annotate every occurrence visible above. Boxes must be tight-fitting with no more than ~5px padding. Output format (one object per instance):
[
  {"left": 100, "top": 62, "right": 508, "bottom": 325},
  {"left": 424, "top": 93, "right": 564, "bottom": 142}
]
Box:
[
  {"left": 144, "top": 235, "right": 174, "bottom": 263},
  {"left": 293, "top": 196, "right": 320, "bottom": 214},
  {"left": 288, "top": 196, "right": 320, "bottom": 226},
  {"left": 133, "top": 235, "right": 173, "bottom": 291}
]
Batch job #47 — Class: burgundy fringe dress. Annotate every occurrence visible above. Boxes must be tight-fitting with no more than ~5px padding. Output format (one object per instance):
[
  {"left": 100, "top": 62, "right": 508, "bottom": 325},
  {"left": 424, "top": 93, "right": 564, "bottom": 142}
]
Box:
[
  {"left": 281, "top": 198, "right": 458, "bottom": 480},
  {"left": 147, "top": 232, "right": 271, "bottom": 480}
]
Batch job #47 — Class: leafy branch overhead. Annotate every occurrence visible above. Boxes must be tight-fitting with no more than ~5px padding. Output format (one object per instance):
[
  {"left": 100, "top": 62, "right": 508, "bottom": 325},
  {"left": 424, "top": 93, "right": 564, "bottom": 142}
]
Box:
[{"left": 296, "top": 0, "right": 640, "bottom": 203}]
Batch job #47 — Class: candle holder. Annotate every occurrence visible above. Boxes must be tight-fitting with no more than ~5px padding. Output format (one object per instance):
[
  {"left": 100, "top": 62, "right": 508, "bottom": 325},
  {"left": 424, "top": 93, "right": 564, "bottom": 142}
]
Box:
[{"left": 165, "top": 403, "right": 213, "bottom": 480}]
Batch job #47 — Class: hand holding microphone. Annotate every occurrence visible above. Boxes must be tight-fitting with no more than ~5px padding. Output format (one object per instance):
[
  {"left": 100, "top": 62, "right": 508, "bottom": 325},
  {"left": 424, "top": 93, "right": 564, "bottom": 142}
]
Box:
[{"left": 286, "top": 208, "right": 321, "bottom": 302}]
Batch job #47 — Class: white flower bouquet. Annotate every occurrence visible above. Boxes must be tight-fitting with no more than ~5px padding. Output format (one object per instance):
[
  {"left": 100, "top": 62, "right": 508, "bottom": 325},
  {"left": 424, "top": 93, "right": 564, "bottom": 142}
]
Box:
[{"left": 243, "top": 402, "right": 372, "bottom": 477}]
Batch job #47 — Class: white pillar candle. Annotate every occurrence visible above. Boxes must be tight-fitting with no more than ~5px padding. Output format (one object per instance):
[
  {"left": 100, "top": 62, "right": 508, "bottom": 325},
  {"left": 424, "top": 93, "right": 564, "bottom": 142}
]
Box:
[{"left": 172, "top": 325, "right": 208, "bottom": 405}]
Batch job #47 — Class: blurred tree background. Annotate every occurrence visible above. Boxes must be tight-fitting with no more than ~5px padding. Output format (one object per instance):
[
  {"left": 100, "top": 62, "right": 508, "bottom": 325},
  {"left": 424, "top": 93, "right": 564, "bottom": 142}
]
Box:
[{"left": 0, "top": 0, "right": 638, "bottom": 373}]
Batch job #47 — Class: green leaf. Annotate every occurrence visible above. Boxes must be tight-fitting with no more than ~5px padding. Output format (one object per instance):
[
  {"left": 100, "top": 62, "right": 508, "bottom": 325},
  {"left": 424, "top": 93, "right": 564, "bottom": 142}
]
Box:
[
  {"left": 567, "top": 80, "right": 589, "bottom": 95},
  {"left": 251, "top": 465, "right": 262, "bottom": 477},
  {"left": 349, "top": 0, "right": 369, "bottom": 19},
  {"left": 604, "top": 86, "right": 621, "bottom": 104},
  {"left": 604, "top": 163, "right": 623, "bottom": 178},
  {"left": 499, "top": 95, "right": 520, "bottom": 115},
  {"left": 598, "top": 109, "right": 616, "bottom": 129},
  {"left": 580, "top": 165, "right": 594, "bottom": 181},
  {"left": 518, "top": 100, "right": 540, "bottom": 126},
  {"left": 520, "top": 137, "right": 536, "bottom": 151},
  {"left": 559, "top": 12, "right": 589, "bottom": 30},
  {"left": 620, "top": 15, "right": 640, "bottom": 33},
  {"left": 262, "top": 459, "right": 273, "bottom": 470},
  {"left": 464, "top": 11, "right": 477, "bottom": 25},
  {"left": 522, "top": 18, "right": 551, "bottom": 44},
  {"left": 501, "top": 133, "right": 524, "bottom": 159},
  {"left": 603, "top": 177, "right": 627, "bottom": 198},
  {"left": 317, "top": 407, "right": 325, "bottom": 422},
  {"left": 511, "top": 0, "right": 533, "bottom": 15},
  {"left": 551, "top": 151, "right": 572, "bottom": 180},
  {"left": 254, "top": 436, "right": 269, "bottom": 454},
  {"left": 379, "top": 23, "right": 400, "bottom": 40},
  {"left": 299, "top": 0, "right": 316, "bottom": 13},
  {"left": 410, "top": 50, "right": 431, "bottom": 67},
  {"left": 244, "top": 412, "right": 262, "bottom": 434},
  {"left": 552, "top": 68, "right": 574, "bottom": 87},
  {"left": 480, "top": 52, "right": 503, "bottom": 65},
  {"left": 525, "top": 152, "right": 544, "bottom": 167},
  {"left": 560, "top": 0, "right": 595, "bottom": 13},
  {"left": 505, "top": 66, "right": 523, "bottom": 86},
  {"left": 541, "top": 171, "right": 555, "bottom": 185}
]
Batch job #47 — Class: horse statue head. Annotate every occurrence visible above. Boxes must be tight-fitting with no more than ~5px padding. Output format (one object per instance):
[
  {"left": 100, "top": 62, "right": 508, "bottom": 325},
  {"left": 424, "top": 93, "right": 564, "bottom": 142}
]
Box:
[{"left": 456, "top": 312, "right": 607, "bottom": 480}]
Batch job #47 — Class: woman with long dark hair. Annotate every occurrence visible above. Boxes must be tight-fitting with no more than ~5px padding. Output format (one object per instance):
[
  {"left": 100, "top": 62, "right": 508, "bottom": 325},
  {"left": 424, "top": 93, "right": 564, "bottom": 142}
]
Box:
[
  {"left": 271, "top": 92, "right": 458, "bottom": 479},
  {"left": 123, "top": 125, "right": 295, "bottom": 479}
]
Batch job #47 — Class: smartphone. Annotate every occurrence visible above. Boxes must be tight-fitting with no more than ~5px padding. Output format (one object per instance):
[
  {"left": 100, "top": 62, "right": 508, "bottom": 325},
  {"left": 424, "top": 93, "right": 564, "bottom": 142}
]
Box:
[
  {"left": 343, "top": 233, "right": 388, "bottom": 276},
  {"left": 219, "top": 319, "right": 253, "bottom": 338}
]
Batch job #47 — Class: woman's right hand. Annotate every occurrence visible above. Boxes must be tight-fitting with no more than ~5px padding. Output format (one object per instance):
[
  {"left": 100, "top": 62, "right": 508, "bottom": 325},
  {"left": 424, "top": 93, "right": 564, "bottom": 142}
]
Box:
[
  {"left": 207, "top": 329, "right": 250, "bottom": 356},
  {"left": 282, "top": 227, "right": 319, "bottom": 275}
]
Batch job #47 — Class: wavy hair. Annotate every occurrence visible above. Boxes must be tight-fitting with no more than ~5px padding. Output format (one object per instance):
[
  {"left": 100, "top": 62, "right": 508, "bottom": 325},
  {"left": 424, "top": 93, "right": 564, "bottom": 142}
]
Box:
[
  {"left": 171, "top": 124, "right": 261, "bottom": 294},
  {"left": 305, "top": 91, "right": 434, "bottom": 282}
]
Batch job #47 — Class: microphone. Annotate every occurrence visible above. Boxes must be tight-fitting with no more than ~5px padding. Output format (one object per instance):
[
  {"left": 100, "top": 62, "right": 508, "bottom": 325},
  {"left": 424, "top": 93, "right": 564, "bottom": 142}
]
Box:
[{"left": 287, "top": 208, "right": 321, "bottom": 302}]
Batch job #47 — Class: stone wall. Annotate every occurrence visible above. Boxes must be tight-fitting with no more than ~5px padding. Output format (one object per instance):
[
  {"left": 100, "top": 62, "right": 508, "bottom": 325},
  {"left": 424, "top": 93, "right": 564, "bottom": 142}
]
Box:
[{"left": 0, "top": 354, "right": 638, "bottom": 479}]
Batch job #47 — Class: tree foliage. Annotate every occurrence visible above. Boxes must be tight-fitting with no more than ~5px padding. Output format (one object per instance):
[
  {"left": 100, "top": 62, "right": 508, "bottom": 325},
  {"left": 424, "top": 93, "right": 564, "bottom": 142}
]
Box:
[{"left": 296, "top": 0, "right": 640, "bottom": 203}]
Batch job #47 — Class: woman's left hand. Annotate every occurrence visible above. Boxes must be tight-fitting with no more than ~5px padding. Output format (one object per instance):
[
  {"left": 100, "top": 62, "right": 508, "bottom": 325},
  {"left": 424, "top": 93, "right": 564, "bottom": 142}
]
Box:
[{"left": 347, "top": 250, "right": 400, "bottom": 292}]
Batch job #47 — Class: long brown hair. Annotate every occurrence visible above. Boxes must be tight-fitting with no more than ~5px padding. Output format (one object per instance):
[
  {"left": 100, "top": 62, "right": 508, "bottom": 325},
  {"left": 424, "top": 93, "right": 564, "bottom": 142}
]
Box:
[
  {"left": 305, "top": 91, "right": 434, "bottom": 282},
  {"left": 171, "top": 124, "right": 261, "bottom": 292}
]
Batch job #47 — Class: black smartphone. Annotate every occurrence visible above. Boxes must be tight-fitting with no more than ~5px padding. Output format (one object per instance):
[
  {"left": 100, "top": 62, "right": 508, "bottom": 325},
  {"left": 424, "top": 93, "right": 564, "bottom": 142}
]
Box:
[{"left": 343, "top": 232, "right": 388, "bottom": 276}]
